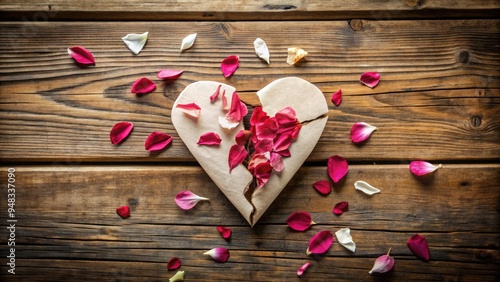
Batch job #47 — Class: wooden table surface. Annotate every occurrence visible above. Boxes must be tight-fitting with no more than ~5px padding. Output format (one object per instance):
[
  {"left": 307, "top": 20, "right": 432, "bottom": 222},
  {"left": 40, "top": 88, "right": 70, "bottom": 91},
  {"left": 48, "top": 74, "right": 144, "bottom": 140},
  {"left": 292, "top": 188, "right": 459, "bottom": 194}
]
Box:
[{"left": 0, "top": 1, "right": 499, "bottom": 281}]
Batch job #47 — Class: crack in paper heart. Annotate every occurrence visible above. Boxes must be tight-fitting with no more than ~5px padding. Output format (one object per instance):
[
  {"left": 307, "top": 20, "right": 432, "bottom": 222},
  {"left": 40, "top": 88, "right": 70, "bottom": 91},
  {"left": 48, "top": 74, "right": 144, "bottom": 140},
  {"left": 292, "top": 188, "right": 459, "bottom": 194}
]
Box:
[{"left": 172, "top": 77, "right": 328, "bottom": 225}]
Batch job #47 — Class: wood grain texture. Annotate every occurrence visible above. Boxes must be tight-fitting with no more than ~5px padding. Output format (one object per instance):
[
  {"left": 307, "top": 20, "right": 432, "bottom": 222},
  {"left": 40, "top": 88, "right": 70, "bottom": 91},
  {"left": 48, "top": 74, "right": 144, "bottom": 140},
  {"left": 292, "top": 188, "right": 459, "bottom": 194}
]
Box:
[
  {"left": 0, "top": 20, "right": 498, "bottom": 162},
  {"left": 1, "top": 0, "right": 499, "bottom": 20},
  {"left": 0, "top": 164, "right": 498, "bottom": 281}
]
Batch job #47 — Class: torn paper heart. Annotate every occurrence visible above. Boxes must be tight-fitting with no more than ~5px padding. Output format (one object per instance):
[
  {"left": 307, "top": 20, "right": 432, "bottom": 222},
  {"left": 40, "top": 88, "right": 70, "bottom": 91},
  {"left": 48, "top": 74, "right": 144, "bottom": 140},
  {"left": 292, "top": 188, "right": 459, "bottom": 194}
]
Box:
[{"left": 172, "top": 78, "right": 328, "bottom": 225}]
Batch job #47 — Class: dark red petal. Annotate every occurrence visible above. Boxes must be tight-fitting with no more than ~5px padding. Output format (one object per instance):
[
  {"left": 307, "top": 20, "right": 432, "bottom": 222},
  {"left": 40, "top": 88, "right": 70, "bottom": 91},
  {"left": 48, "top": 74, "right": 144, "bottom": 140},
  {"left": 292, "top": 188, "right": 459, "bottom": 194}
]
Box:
[
  {"left": 286, "top": 211, "right": 314, "bottom": 231},
  {"left": 144, "top": 132, "right": 173, "bottom": 152},
  {"left": 327, "top": 155, "right": 348, "bottom": 183},
  {"left": 360, "top": 72, "right": 381, "bottom": 88},
  {"left": 110, "top": 122, "right": 134, "bottom": 145},
  {"left": 157, "top": 69, "right": 183, "bottom": 80},
  {"left": 167, "top": 257, "right": 181, "bottom": 270},
  {"left": 131, "top": 77, "right": 156, "bottom": 95},
  {"left": 331, "top": 89, "right": 342, "bottom": 106},
  {"left": 333, "top": 201, "right": 349, "bottom": 215},
  {"left": 407, "top": 234, "right": 430, "bottom": 261},
  {"left": 255, "top": 161, "right": 273, "bottom": 188},
  {"left": 221, "top": 55, "right": 239, "bottom": 77},
  {"left": 307, "top": 230, "right": 334, "bottom": 255},
  {"left": 197, "top": 132, "right": 222, "bottom": 146},
  {"left": 216, "top": 226, "right": 232, "bottom": 239},
  {"left": 68, "top": 46, "right": 95, "bottom": 66},
  {"left": 228, "top": 145, "right": 248, "bottom": 172},
  {"left": 116, "top": 206, "right": 130, "bottom": 219},
  {"left": 312, "top": 180, "right": 331, "bottom": 195},
  {"left": 235, "top": 130, "right": 251, "bottom": 146}
]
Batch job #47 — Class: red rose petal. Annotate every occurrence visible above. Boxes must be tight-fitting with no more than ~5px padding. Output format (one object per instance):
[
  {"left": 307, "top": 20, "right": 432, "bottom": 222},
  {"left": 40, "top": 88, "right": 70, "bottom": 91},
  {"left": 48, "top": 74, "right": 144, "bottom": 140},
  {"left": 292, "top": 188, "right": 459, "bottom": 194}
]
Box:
[
  {"left": 144, "top": 132, "right": 173, "bottom": 152},
  {"left": 167, "top": 257, "right": 181, "bottom": 270},
  {"left": 307, "top": 230, "right": 334, "bottom": 255},
  {"left": 67, "top": 46, "right": 95, "bottom": 66},
  {"left": 131, "top": 77, "right": 156, "bottom": 95},
  {"left": 216, "top": 226, "right": 232, "bottom": 239},
  {"left": 176, "top": 102, "right": 201, "bottom": 118},
  {"left": 327, "top": 155, "right": 348, "bottom": 183},
  {"left": 110, "top": 121, "right": 134, "bottom": 145},
  {"left": 331, "top": 89, "right": 342, "bottom": 106},
  {"left": 157, "top": 69, "right": 183, "bottom": 80},
  {"left": 197, "top": 132, "right": 222, "bottom": 146},
  {"left": 407, "top": 234, "right": 430, "bottom": 261},
  {"left": 333, "top": 201, "right": 349, "bottom": 215},
  {"left": 360, "top": 72, "right": 381, "bottom": 88},
  {"left": 255, "top": 161, "right": 273, "bottom": 188},
  {"left": 250, "top": 106, "right": 270, "bottom": 126},
  {"left": 297, "top": 261, "right": 311, "bottom": 277},
  {"left": 221, "top": 55, "right": 239, "bottom": 77},
  {"left": 312, "top": 180, "right": 331, "bottom": 195},
  {"left": 228, "top": 145, "right": 248, "bottom": 172},
  {"left": 210, "top": 84, "right": 222, "bottom": 103},
  {"left": 286, "top": 211, "right": 315, "bottom": 231},
  {"left": 235, "top": 129, "right": 251, "bottom": 146},
  {"left": 116, "top": 206, "right": 130, "bottom": 219},
  {"left": 226, "top": 91, "right": 248, "bottom": 122}
]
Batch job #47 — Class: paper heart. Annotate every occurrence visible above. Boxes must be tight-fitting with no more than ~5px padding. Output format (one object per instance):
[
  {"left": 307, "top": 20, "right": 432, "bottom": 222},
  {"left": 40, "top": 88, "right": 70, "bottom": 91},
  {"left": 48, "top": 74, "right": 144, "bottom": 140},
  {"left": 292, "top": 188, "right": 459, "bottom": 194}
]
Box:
[{"left": 172, "top": 77, "right": 328, "bottom": 225}]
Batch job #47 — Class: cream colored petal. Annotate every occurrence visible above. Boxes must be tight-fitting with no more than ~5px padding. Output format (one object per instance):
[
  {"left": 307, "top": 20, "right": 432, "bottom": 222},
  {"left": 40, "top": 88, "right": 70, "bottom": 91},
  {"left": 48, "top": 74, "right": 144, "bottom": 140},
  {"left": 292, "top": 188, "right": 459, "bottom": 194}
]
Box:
[
  {"left": 335, "top": 228, "right": 356, "bottom": 252},
  {"left": 121, "top": 32, "right": 148, "bottom": 55},
  {"left": 254, "top": 38, "right": 270, "bottom": 64},
  {"left": 286, "top": 47, "right": 308, "bottom": 65},
  {"left": 169, "top": 270, "right": 185, "bottom": 282},
  {"left": 180, "top": 33, "right": 197, "bottom": 52},
  {"left": 354, "top": 180, "right": 381, "bottom": 195}
]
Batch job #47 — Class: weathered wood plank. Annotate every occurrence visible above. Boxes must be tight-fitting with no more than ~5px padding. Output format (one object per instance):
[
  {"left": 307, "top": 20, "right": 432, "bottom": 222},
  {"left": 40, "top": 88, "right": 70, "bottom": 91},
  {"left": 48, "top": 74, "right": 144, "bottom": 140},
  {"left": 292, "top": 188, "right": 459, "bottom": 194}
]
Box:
[
  {"left": 1, "top": 0, "right": 499, "bottom": 21},
  {"left": 0, "top": 164, "right": 498, "bottom": 281},
  {"left": 0, "top": 20, "right": 498, "bottom": 162}
]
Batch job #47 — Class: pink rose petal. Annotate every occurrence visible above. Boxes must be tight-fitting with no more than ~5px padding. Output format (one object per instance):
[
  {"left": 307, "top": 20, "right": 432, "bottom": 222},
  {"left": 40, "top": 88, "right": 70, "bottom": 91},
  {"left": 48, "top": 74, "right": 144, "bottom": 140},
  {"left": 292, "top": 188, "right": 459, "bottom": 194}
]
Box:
[
  {"left": 312, "top": 180, "right": 331, "bottom": 196},
  {"left": 286, "top": 211, "right": 315, "bottom": 231},
  {"left": 297, "top": 262, "right": 311, "bottom": 277},
  {"left": 176, "top": 103, "right": 201, "bottom": 118},
  {"left": 228, "top": 145, "right": 248, "bottom": 172},
  {"left": 204, "top": 247, "right": 230, "bottom": 263},
  {"left": 216, "top": 226, "right": 232, "bottom": 239},
  {"left": 131, "top": 77, "right": 156, "bottom": 95},
  {"left": 144, "top": 132, "right": 173, "bottom": 152},
  {"left": 167, "top": 257, "right": 181, "bottom": 270},
  {"left": 221, "top": 55, "right": 239, "bottom": 77},
  {"left": 369, "top": 248, "right": 395, "bottom": 274},
  {"left": 327, "top": 155, "right": 348, "bottom": 183},
  {"left": 110, "top": 121, "right": 134, "bottom": 145},
  {"left": 269, "top": 152, "right": 284, "bottom": 172},
  {"left": 407, "top": 234, "right": 430, "bottom": 261},
  {"left": 350, "top": 122, "right": 377, "bottom": 143},
  {"left": 67, "top": 46, "right": 95, "bottom": 66},
  {"left": 254, "top": 161, "right": 273, "bottom": 188},
  {"left": 197, "top": 132, "right": 222, "bottom": 146},
  {"left": 235, "top": 130, "right": 251, "bottom": 146},
  {"left": 333, "top": 201, "right": 349, "bottom": 215},
  {"left": 174, "top": 190, "right": 209, "bottom": 210},
  {"left": 331, "top": 89, "right": 342, "bottom": 106},
  {"left": 116, "top": 206, "right": 130, "bottom": 219},
  {"left": 360, "top": 72, "right": 381, "bottom": 88},
  {"left": 157, "top": 69, "right": 183, "bottom": 80},
  {"left": 226, "top": 91, "right": 248, "bottom": 122},
  {"left": 306, "top": 230, "right": 334, "bottom": 255},
  {"left": 210, "top": 84, "right": 222, "bottom": 103},
  {"left": 409, "top": 161, "right": 443, "bottom": 176}
]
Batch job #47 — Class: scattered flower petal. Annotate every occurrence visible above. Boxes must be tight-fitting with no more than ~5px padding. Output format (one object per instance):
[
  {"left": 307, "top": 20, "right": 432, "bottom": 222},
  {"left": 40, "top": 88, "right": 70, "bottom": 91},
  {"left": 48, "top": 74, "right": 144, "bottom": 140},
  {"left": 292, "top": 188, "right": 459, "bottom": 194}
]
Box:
[
  {"left": 335, "top": 228, "right": 356, "bottom": 252},
  {"left": 167, "top": 257, "right": 181, "bottom": 270},
  {"left": 350, "top": 122, "right": 377, "bottom": 143},
  {"left": 228, "top": 145, "right": 248, "bottom": 172},
  {"left": 221, "top": 55, "right": 239, "bottom": 77},
  {"left": 169, "top": 270, "right": 185, "bottom": 282},
  {"left": 180, "top": 33, "right": 197, "bottom": 52},
  {"left": 307, "top": 230, "right": 334, "bottom": 255},
  {"left": 286, "top": 47, "right": 308, "bottom": 65},
  {"left": 254, "top": 38, "right": 270, "bottom": 64},
  {"left": 145, "top": 132, "right": 173, "bottom": 152},
  {"left": 121, "top": 32, "right": 148, "bottom": 55},
  {"left": 331, "top": 89, "right": 342, "bottom": 106},
  {"left": 116, "top": 206, "right": 130, "bottom": 219},
  {"left": 221, "top": 90, "right": 229, "bottom": 110},
  {"left": 216, "top": 226, "right": 232, "bottom": 239},
  {"left": 235, "top": 130, "right": 251, "bottom": 146},
  {"left": 369, "top": 248, "right": 394, "bottom": 274},
  {"left": 158, "top": 69, "right": 184, "bottom": 81},
  {"left": 197, "top": 132, "right": 222, "bottom": 146},
  {"left": 67, "top": 46, "right": 95, "bottom": 66},
  {"left": 131, "top": 77, "right": 156, "bottom": 95},
  {"left": 297, "top": 262, "right": 311, "bottom": 277},
  {"left": 110, "top": 121, "right": 134, "bottom": 145},
  {"left": 407, "top": 234, "right": 430, "bottom": 261},
  {"left": 409, "top": 161, "right": 443, "bottom": 176},
  {"left": 204, "top": 247, "right": 230, "bottom": 263},
  {"left": 313, "top": 180, "right": 331, "bottom": 195},
  {"left": 354, "top": 180, "right": 381, "bottom": 195},
  {"left": 286, "top": 211, "right": 315, "bottom": 231},
  {"left": 327, "top": 155, "right": 348, "bottom": 183},
  {"left": 333, "top": 201, "right": 349, "bottom": 215},
  {"left": 226, "top": 91, "right": 248, "bottom": 122},
  {"left": 219, "top": 116, "right": 240, "bottom": 129},
  {"left": 176, "top": 103, "right": 201, "bottom": 118},
  {"left": 360, "top": 72, "right": 381, "bottom": 88},
  {"left": 210, "top": 84, "right": 222, "bottom": 103},
  {"left": 174, "top": 190, "right": 209, "bottom": 210}
]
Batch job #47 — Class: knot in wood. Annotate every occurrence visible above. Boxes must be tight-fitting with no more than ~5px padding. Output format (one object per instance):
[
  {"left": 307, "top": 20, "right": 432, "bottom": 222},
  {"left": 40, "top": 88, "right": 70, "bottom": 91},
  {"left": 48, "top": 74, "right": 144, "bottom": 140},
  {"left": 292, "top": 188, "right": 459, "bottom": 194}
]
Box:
[
  {"left": 458, "top": 51, "right": 470, "bottom": 64},
  {"left": 470, "top": 115, "right": 482, "bottom": 127},
  {"left": 349, "top": 19, "right": 363, "bottom": 31}
]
